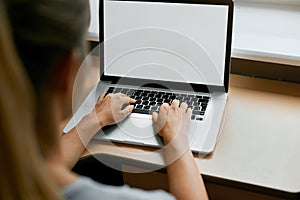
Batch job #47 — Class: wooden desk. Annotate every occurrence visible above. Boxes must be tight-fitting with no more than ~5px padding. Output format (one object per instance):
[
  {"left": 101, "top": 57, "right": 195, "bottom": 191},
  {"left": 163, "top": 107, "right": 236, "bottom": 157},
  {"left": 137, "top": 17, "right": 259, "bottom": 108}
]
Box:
[{"left": 71, "top": 45, "right": 300, "bottom": 199}]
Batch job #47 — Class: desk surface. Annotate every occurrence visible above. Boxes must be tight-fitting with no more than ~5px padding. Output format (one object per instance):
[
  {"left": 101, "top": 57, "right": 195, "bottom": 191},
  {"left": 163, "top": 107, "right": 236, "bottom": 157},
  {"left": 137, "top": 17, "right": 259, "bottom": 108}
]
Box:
[{"left": 70, "top": 45, "right": 300, "bottom": 195}]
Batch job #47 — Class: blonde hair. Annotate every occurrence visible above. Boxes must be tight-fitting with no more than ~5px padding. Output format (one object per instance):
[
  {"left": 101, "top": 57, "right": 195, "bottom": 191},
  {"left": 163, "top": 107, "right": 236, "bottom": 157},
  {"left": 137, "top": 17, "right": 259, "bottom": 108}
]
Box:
[{"left": 0, "top": 2, "right": 62, "bottom": 200}]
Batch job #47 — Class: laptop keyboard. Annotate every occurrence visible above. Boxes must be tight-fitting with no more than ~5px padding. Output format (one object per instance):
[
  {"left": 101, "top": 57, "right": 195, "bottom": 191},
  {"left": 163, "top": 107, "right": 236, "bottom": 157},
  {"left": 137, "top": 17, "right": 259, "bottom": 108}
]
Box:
[{"left": 105, "top": 86, "right": 210, "bottom": 121}]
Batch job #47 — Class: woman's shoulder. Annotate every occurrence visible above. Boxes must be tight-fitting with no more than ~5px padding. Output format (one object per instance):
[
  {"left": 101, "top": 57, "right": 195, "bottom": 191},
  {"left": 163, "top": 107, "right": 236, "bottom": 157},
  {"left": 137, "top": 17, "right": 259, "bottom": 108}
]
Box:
[{"left": 62, "top": 176, "right": 175, "bottom": 200}]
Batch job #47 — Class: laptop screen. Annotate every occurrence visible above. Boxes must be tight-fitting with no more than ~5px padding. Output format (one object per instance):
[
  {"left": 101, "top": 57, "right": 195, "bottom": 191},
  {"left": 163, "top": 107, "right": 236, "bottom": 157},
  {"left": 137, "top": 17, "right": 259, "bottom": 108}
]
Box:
[{"left": 103, "top": 0, "right": 229, "bottom": 87}]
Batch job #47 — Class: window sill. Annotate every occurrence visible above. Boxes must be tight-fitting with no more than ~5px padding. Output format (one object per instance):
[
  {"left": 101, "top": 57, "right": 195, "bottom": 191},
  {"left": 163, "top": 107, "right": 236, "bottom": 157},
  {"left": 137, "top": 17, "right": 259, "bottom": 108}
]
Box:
[{"left": 233, "top": 1, "right": 300, "bottom": 67}]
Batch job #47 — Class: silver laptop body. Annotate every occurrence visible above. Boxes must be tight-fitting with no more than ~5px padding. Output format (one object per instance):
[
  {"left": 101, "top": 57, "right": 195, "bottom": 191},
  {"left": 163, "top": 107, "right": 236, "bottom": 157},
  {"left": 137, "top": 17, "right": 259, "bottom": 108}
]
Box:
[{"left": 64, "top": 0, "right": 234, "bottom": 154}]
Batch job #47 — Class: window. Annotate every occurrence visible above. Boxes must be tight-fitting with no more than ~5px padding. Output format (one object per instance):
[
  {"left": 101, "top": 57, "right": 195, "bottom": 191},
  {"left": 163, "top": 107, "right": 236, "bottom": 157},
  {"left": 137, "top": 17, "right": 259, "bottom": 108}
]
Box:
[
  {"left": 235, "top": 0, "right": 300, "bottom": 5},
  {"left": 232, "top": 0, "right": 300, "bottom": 83}
]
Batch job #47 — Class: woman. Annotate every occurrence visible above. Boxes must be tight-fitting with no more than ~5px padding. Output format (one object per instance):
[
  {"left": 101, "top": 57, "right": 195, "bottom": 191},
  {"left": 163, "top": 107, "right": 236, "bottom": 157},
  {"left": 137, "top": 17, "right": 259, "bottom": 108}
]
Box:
[
  {"left": 2, "top": 0, "right": 208, "bottom": 199},
  {"left": 0, "top": 1, "right": 61, "bottom": 199}
]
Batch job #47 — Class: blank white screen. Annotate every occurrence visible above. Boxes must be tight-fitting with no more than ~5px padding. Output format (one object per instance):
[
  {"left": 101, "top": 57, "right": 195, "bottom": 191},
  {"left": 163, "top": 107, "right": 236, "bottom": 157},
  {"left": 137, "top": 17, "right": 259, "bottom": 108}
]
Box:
[{"left": 104, "top": 0, "right": 228, "bottom": 86}]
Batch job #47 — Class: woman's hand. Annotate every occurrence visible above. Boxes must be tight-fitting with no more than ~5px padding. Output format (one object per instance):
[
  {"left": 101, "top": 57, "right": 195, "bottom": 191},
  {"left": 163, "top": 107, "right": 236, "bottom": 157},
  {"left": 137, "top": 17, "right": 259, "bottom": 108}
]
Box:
[
  {"left": 152, "top": 100, "right": 192, "bottom": 145},
  {"left": 92, "top": 93, "right": 136, "bottom": 128},
  {"left": 153, "top": 100, "right": 208, "bottom": 200}
]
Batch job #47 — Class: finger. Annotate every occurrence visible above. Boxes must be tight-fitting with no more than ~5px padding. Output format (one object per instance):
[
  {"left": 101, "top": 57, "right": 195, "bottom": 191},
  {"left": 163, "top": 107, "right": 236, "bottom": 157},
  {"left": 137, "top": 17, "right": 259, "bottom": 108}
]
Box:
[
  {"left": 120, "top": 105, "right": 134, "bottom": 117},
  {"left": 171, "top": 99, "right": 180, "bottom": 108},
  {"left": 158, "top": 103, "right": 169, "bottom": 121},
  {"left": 97, "top": 93, "right": 105, "bottom": 103},
  {"left": 110, "top": 94, "right": 128, "bottom": 108},
  {"left": 161, "top": 103, "right": 169, "bottom": 112},
  {"left": 186, "top": 107, "right": 192, "bottom": 116},
  {"left": 105, "top": 93, "right": 113, "bottom": 99},
  {"left": 129, "top": 98, "right": 136, "bottom": 104},
  {"left": 116, "top": 93, "right": 136, "bottom": 104},
  {"left": 116, "top": 92, "right": 127, "bottom": 97},
  {"left": 152, "top": 112, "right": 158, "bottom": 122},
  {"left": 152, "top": 112, "right": 160, "bottom": 133},
  {"left": 155, "top": 105, "right": 168, "bottom": 133},
  {"left": 180, "top": 102, "right": 188, "bottom": 113},
  {"left": 117, "top": 95, "right": 132, "bottom": 105}
]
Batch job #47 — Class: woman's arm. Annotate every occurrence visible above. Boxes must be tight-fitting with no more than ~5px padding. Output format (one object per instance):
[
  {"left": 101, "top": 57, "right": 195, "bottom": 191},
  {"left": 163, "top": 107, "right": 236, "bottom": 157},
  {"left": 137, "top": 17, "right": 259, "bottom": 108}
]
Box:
[
  {"left": 60, "top": 93, "right": 135, "bottom": 169},
  {"left": 152, "top": 101, "right": 208, "bottom": 200}
]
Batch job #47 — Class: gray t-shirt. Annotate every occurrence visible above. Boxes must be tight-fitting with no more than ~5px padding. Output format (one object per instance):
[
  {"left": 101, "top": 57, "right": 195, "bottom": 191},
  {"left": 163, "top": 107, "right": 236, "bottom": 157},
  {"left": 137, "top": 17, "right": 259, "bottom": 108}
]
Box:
[{"left": 62, "top": 176, "right": 175, "bottom": 200}]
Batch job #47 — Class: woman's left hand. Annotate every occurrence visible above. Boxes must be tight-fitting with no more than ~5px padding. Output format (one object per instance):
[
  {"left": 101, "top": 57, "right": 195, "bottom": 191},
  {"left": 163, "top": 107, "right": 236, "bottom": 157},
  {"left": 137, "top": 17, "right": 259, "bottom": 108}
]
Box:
[{"left": 92, "top": 93, "right": 136, "bottom": 128}]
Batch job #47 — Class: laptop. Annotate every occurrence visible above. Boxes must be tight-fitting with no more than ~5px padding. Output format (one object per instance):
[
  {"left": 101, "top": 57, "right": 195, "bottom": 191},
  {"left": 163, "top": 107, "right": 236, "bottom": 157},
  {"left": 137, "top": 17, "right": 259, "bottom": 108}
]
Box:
[{"left": 64, "top": 0, "right": 233, "bottom": 154}]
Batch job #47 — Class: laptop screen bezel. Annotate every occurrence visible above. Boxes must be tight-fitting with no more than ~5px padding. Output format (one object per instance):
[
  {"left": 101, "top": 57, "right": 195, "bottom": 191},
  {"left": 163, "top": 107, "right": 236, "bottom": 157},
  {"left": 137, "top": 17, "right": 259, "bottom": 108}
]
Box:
[{"left": 99, "top": 0, "right": 233, "bottom": 93}]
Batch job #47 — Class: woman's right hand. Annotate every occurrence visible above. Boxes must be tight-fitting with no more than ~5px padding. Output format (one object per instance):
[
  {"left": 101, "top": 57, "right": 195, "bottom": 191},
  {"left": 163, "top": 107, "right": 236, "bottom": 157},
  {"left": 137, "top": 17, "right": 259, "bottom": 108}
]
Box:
[
  {"left": 153, "top": 100, "right": 208, "bottom": 200},
  {"left": 152, "top": 100, "right": 192, "bottom": 145}
]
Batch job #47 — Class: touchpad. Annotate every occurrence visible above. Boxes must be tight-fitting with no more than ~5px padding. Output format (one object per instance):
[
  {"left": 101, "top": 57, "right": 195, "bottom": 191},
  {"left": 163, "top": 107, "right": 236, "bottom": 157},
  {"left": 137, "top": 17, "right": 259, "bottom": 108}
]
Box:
[{"left": 118, "top": 117, "right": 154, "bottom": 139}]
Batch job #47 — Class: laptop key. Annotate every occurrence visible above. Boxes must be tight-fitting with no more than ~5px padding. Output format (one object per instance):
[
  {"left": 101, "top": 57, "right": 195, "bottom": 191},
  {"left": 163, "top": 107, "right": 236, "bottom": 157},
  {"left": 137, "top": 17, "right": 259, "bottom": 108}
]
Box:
[
  {"left": 142, "top": 101, "right": 149, "bottom": 105},
  {"left": 149, "top": 101, "right": 156, "bottom": 106},
  {"left": 134, "top": 92, "right": 141, "bottom": 96},
  {"left": 201, "top": 105, "right": 208, "bottom": 110},
  {"left": 201, "top": 103, "right": 208, "bottom": 106},
  {"left": 133, "top": 109, "right": 151, "bottom": 115},
  {"left": 183, "top": 97, "right": 190, "bottom": 102},
  {"left": 126, "top": 91, "right": 134, "bottom": 96},
  {"left": 193, "top": 106, "right": 200, "bottom": 111},
  {"left": 177, "top": 96, "right": 184, "bottom": 101},
  {"left": 155, "top": 94, "right": 162, "bottom": 99},
  {"left": 196, "top": 117, "right": 203, "bottom": 121},
  {"left": 128, "top": 89, "right": 134, "bottom": 93},
  {"left": 121, "top": 88, "right": 129, "bottom": 93},
  {"left": 144, "top": 105, "right": 151, "bottom": 110},
  {"left": 186, "top": 102, "right": 193, "bottom": 107},
  {"left": 135, "top": 100, "right": 142, "bottom": 105},
  {"left": 141, "top": 92, "right": 148, "bottom": 97},
  {"left": 114, "top": 88, "right": 122, "bottom": 93},
  {"left": 198, "top": 99, "right": 209, "bottom": 103},
  {"left": 170, "top": 95, "right": 176, "bottom": 100},
  {"left": 191, "top": 115, "right": 196, "bottom": 120},
  {"left": 135, "top": 104, "right": 143, "bottom": 109},
  {"left": 142, "top": 96, "right": 149, "bottom": 100},
  {"left": 193, "top": 110, "right": 201, "bottom": 115},
  {"left": 193, "top": 102, "right": 200, "bottom": 107},
  {"left": 106, "top": 87, "right": 114, "bottom": 93},
  {"left": 148, "top": 93, "right": 155, "bottom": 98},
  {"left": 164, "top": 99, "right": 172, "bottom": 104},
  {"left": 150, "top": 106, "right": 159, "bottom": 111}
]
